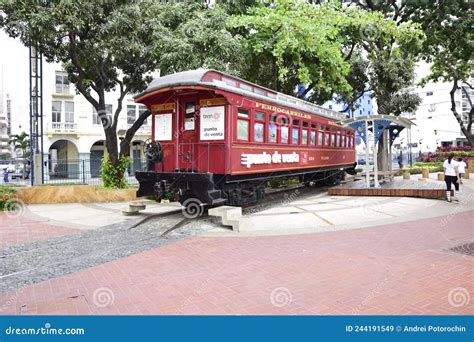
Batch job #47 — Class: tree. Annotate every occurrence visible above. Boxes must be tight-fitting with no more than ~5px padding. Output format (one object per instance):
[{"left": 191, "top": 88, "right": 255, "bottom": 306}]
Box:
[
  {"left": 8, "top": 132, "right": 29, "bottom": 159},
  {"left": 230, "top": 0, "right": 423, "bottom": 108},
  {"left": 0, "top": 1, "right": 243, "bottom": 187},
  {"left": 407, "top": 0, "right": 474, "bottom": 145}
]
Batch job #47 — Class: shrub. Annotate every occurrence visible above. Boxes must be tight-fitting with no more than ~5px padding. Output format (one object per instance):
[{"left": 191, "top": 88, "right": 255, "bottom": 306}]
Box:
[
  {"left": 0, "top": 185, "right": 16, "bottom": 211},
  {"left": 101, "top": 155, "right": 130, "bottom": 189},
  {"left": 436, "top": 146, "right": 472, "bottom": 152}
]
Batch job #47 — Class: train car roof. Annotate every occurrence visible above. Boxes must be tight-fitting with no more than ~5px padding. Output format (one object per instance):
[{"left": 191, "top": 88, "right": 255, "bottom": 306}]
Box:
[{"left": 135, "top": 69, "right": 347, "bottom": 121}]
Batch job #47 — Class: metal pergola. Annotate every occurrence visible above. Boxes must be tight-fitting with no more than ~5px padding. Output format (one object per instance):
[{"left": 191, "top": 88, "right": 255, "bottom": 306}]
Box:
[{"left": 338, "top": 115, "right": 415, "bottom": 188}]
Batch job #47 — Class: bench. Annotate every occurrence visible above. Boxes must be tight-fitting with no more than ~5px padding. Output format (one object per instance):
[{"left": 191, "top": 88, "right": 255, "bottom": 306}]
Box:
[{"left": 358, "top": 170, "right": 398, "bottom": 183}]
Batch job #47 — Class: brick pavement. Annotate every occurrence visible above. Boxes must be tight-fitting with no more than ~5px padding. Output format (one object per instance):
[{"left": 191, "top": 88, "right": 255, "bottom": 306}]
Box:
[
  {"left": 0, "top": 209, "right": 472, "bottom": 315},
  {"left": 0, "top": 212, "right": 79, "bottom": 248}
]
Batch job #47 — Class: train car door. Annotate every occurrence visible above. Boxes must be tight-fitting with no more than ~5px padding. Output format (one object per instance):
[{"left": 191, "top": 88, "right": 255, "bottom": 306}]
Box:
[{"left": 178, "top": 97, "right": 200, "bottom": 171}]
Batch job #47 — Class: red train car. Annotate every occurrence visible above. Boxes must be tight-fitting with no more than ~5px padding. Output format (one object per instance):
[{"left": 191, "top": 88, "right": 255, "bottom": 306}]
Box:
[{"left": 135, "top": 69, "right": 356, "bottom": 206}]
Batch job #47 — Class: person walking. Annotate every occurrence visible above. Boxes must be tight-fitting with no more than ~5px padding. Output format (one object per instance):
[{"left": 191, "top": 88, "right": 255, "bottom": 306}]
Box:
[
  {"left": 443, "top": 154, "right": 459, "bottom": 202},
  {"left": 457, "top": 157, "right": 467, "bottom": 184}
]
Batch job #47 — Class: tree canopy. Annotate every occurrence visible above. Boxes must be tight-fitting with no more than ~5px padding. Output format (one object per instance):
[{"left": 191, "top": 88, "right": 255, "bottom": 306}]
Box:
[
  {"left": 230, "top": 0, "right": 424, "bottom": 115},
  {"left": 0, "top": 0, "right": 243, "bottom": 186}
]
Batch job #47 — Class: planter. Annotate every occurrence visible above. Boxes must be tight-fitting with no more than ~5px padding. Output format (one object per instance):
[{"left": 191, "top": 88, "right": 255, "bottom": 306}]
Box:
[
  {"left": 421, "top": 168, "right": 429, "bottom": 178},
  {"left": 16, "top": 185, "right": 138, "bottom": 204},
  {"left": 437, "top": 172, "right": 444, "bottom": 181}
]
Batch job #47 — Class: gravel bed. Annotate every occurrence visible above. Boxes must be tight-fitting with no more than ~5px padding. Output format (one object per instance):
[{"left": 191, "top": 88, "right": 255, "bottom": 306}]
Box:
[{"left": 0, "top": 214, "right": 221, "bottom": 293}]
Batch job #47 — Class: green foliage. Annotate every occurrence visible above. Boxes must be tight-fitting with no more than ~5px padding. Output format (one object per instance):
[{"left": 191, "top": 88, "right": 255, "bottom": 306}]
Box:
[
  {"left": 8, "top": 132, "right": 30, "bottom": 159},
  {"left": 158, "top": 3, "right": 244, "bottom": 76},
  {"left": 230, "top": 0, "right": 423, "bottom": 107},
  {"left": 101, "top": 155, "right": 129, "bottom": 189},
  {"left": 402, "top": 165, "right": 443, "bottom": 175},
  {"left": 266, "top": 176, "right": 300, "bottom": 189},
  {"left": 0, "top": 185, "right": 16, "bottom": 211}
]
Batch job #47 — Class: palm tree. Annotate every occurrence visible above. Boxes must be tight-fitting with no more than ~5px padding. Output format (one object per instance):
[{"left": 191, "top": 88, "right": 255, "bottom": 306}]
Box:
[{"left": 9, "top": 132, "right": 30, "bottom": 159}]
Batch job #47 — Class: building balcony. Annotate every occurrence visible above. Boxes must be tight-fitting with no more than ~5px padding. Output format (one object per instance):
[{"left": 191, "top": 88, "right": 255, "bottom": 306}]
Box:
[{"left": 49, "top": 122, "right": 78, "bottom": 133}]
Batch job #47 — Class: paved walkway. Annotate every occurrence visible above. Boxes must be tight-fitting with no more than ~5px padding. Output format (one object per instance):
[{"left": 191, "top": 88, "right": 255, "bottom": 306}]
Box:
[
  {"left": 0, "top": 176, "right": 472, "bottom": 315},
  {"left": 0, "top": 212, "right": 79, "bottom": 247},
  {"left": 0, "top": 209, "right": 472, "bottom": 315}
]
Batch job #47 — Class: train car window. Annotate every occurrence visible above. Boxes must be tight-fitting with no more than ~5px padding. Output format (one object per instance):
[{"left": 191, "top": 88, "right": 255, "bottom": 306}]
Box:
[
  {"left": 255, "top": 111, "right": 265, "bottom": 121},
  {"left": 254, "top": 122, "right": 264, "bottom": 142},
  {"left": 293, "top": 119, "right": 300, "bottom": 126},
  {"left": 303, "top": 121, "right": 309, "bottom": 128},
  {"left": 318, "top": 126, "right": 324, "bottom": 145},
  {"left": 292, "top": 127, "right": 299, "bottom": 144},
  {"left": 238, "top": 109, "right": 249, "bottom": 118},
  {"left": 325, "top": 127, "right": 330, "bottom": 146},
  {"left": 237, "top": 109, "right": 249, "bottom": 141},
  {"left": 268, "top": 123, "right": 277, "bottom": 143},
  {"left": 310, "top": 131, "right": 316, "bottom": 145},
  {"left": 302, "top": 129, "right": 308, "bottom": 145},
  {"left": 237, "top": 120, "right": 249, "bottom": 141},
  {"left": 281, "top": 126, "right": 289, "bottom": 144},
  {"left": 331, "top": 129, "right": 336, "bottom": 147}
]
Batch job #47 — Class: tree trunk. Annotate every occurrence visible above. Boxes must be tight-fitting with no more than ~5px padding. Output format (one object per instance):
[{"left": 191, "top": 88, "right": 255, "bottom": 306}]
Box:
[
  {"left": 119, "top": 110, "right": 153, "bottom": 159},
  {"left": 450, "top": 79, "right": 474, "bottom": 145}
]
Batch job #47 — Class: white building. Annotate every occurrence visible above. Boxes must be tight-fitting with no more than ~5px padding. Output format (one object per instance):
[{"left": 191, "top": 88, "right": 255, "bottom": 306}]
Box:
[
  {"left": 0, "top": 32, "right": 150, "bottom": 180},
  {"left": 397, "top": 63, "right": 469, "bottom": 154}
]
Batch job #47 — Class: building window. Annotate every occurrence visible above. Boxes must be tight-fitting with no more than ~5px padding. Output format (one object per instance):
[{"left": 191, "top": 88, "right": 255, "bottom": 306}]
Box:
[
  {"left": 55, "top": 71, "right": 70, "bottom": 94},
  {"left": 429, "top": 103, "right": 436, "bottom": 112},
  {"left": 138, "top": 105, "right": 148, "bottom": 125},
  {"left": 93, "top": 104, "right": 113, "bottom": 125},
  {"left": 65, "top": 101, "right": 74, "bottom": 123},
  {"left": 426, "top": 91, "right": 433, "bottom": 96},
  {"left": 127, "top": 105, "right": 136, "bottom": 125},
  {"left": 237, "top": 109, "right": 249, "bottom": 141},
  {"left": 52, "top": 101, "right": 61, "bottom": 123},
  {"left": 329, "top": 105, "right": 333, "bottom": 109}
]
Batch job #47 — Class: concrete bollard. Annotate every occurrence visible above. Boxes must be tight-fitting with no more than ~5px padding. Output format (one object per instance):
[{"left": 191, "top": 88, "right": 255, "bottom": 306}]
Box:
[
  {"left": 403, "top": 172, "right": 410, "bottom": 180},
  {"left": 438, "top": 172, "right": 444, "bottom": 181},
  {"left": 422, "top": 168, "right": 429, "bottom": 179}
]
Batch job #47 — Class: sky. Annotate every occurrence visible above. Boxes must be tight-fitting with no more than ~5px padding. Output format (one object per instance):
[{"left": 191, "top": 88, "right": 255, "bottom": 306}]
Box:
[{"left": 0, "top": 31, "right": 32, "bottom": 135}]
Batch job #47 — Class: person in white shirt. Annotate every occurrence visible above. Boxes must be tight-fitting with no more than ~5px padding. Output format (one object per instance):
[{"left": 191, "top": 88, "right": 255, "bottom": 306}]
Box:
[
  {"left": 443, "top": 155, "right": 459, "bottom": 202},
  {"left": 457, "top": 158, "right": 467, "bottom": 184}
]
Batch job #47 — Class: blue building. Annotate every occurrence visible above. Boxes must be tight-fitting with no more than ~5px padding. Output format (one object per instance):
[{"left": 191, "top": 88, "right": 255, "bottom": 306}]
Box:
[
  {"left": 322, "top": 92, "right": 374, "bottom": 119},
  {"left": 322, "top": 92, "right": 374, "bottom": 145}
]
